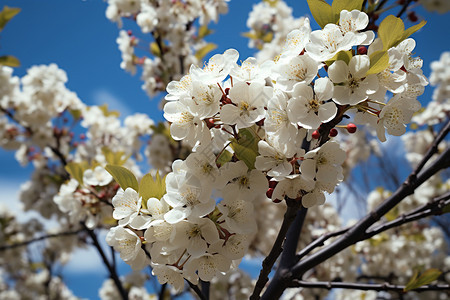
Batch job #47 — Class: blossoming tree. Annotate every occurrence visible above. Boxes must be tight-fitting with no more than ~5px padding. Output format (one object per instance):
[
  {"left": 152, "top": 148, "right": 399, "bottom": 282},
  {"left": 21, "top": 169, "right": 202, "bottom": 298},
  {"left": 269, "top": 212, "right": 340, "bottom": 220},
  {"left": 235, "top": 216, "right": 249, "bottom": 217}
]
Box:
[{"left": 0, "top": 0, "right": 449, "bottom": 299}]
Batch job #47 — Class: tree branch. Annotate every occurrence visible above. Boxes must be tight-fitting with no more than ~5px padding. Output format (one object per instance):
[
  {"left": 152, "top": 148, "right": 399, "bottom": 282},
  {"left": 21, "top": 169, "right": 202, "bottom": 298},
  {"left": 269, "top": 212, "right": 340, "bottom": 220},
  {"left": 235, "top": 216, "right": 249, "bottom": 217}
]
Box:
[
  {"left": 250, "top": 199, "right": 301, "bottom": 300},
  {"left": 0, "top": 229, "right": 82, "bottom": 251},
  {"left": 187, "top": 280, "right": 207, "bottom": 300},
  {"left": 260, "top": 122, "right": 450, "bottom": 299},
  {"left": 397, "top": 0, "right": 413, "bottom": 18},
  {"left": 81, "top": 223, "right": 128, "bottom": 300},
  {"left": 289, "top": 279, "right": 450, "bottom": 292}
]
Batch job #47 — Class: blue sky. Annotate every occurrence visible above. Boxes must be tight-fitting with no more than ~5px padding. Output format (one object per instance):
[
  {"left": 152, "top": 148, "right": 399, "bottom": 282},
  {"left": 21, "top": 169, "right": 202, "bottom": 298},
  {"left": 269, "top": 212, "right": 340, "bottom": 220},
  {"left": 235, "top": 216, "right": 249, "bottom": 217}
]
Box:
[{"left": 1, "top": 0, "right": 449, "bottom": 298}]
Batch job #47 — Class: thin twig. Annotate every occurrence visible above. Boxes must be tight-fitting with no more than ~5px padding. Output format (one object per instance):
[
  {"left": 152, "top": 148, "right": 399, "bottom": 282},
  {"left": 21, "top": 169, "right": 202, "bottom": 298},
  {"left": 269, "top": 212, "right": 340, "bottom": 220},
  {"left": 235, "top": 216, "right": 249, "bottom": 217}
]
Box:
[
  {"left": 397, "top": 0, "right": 413, "bottom": 18},
  {"left": 187, "top": 280, "right": 206, "bottom": 300},
  {"left": 250, "top": 199, "right": 301, "bottom": 300},
  {"left": 81, "top": 222, "right": 128, "bottom": 300},
  {"left": 289, "top": 280, "right": 450, "bottom": 292},
  {"left": 0, "top": 229, "right": 82, "bottom": 251}
]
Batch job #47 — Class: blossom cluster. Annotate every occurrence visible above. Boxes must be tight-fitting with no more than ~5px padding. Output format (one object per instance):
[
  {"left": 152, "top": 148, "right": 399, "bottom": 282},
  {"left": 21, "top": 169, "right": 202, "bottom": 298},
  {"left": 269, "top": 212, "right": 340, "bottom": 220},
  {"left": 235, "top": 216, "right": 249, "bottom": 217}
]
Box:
[{"left": 106, "top": 0, "right": 229, "bottom": 97}]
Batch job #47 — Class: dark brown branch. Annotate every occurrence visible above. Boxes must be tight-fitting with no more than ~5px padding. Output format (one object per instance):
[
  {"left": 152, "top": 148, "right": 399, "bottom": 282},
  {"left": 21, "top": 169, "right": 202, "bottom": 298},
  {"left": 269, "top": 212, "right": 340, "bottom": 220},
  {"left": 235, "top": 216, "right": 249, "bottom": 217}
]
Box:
[
  {"left": 0, "top": 229, "right": 82, "bottom": 251},
  {"left": 260, "top": 122, "right": 450, "bottom": 299},
  {"left": 397, "top": 0, "right": 413, "bottom": 18},
  {"left": 187, "top": 280, "right": 207, "bottom": 300},
  {"left": 289, "top": 280, "right": 450, "bottom": 292},
  {"left": 81, "top": 223, "right": 128, "bottom": 300},
  {"left": 296, "top": 227, "right": 350, "bottom": 261},
  {"left": 250, "top": 199, "right": 301, "bottom": 300}
]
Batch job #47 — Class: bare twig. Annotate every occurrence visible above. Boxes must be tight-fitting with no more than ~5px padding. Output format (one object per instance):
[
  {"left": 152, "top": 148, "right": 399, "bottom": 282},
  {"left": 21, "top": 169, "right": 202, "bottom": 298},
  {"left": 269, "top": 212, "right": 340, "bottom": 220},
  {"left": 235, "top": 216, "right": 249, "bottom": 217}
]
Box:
[
  {"left": 250, "top": 199, "right": 301, "bottom": 300},
  {"left": 81, "top": 222, "right": 128, "bottom": 300},
  {"left": 0, "top": 229, "right": 82, "bottom": 251},
  {"left": 187, "top": 280, "right": 207, "bottom": 300},
  {"left": 289, "top": 279, "right": 450, "bottom": 292}
]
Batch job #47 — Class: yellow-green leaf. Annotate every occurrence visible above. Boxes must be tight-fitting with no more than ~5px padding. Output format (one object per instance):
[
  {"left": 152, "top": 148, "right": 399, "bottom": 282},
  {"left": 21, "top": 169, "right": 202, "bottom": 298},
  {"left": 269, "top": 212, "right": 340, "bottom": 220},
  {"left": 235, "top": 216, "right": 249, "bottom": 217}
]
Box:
[
  {"left": 195, "top": 43, "right": 217, "bottom": 61},
  {"left": 326, "top": 50, "right": 353, "bottom": 66},
  {"left": 242, "top": 32, "right": 258, "bottom": 40},
  {"left": 69, "top": 109, "right": 82, "bottom": 120},
  {"left": 198, "top": 25, "right": 213, "bottom": 39},
  {"left": 105, "top": 164, "right": 139, "bottom": 192},
  {"left": 401, "top": 20, "right": 426, "bottom": 43},
  {"left": 216, "top": 150, "right": 233, "bottom": 167},
  {"left": 0, "top": 55, "right": 20, "bottom": 67},
  {"left": 0, "top": 6, "right": 20, "bottom": 31},
  {"left": 102, "top": 147, "right": 129, "bottom": 166},
  {"left": 385, "top": 204, "right": 399, "bottom": 222},
  {"left": 367, "top": 50, "right": 389, "bottom": 75},
  {"left": 98, "top": 104, "right": 120, "bottom": 118},
  {"left": 307, "top": 0, "right": 335, "bottom": 28},
  {"left": 139, "top": 172, "right": 166, "bottom": 207},
  {"left": 150, "top": 42, "right": 161, "bottom": 57},
  {"left": 263, "top": 0, "right": 279, "bottom": 7},
  {"left": 332, "top": 0, "right": 364, "bottom": 20},
  {"left": 230, "top": 128, "right": 260, "bottom": 170},
  {"left": 404, "top": 269, "right": 442, "bottom": 291},
  {"left": 65, "top": 161, "right": 90, "bottom": 185},
  {"left": 378, "top": 15, "right": 405, "bottom": 50},
  {"left": 262, "top": 32, "right": 274, "bottom": 43}
]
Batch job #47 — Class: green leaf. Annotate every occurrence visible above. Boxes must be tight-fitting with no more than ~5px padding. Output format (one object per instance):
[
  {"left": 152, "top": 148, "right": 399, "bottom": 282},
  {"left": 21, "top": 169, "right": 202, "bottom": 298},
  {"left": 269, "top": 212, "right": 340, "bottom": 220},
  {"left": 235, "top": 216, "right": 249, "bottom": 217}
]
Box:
[
  {"left": 65, "top": 161, "right": 90, "bottom": 185},
  {"left": 401, "top": 20, "right": 426, "bottom": 43},
  {"left": 216, "top": 150, "right": 233, "bottom": 167},
  {"left": 98, "top": 104, "right": 120, "bottom": 118},
  {"left": 102, "top": 147, "right": 129, "bottom": 166},
  {"left": 230, "top": 128, "right": 260, "bottom": 170},
  {"left": 307, "top": 0, "right": 335, "bottom": 28},
  {"left": 378, "top": 15, "right": 405, "bottom": 50},
  {"left": 150, "top": 42, "right": 161, "bottom": 57},
  {"left": 262, "top": 32, "right": 274, "bottom": 43},
  {"left": 195, "top": 43, "right": 217, "bottom": 61},
  {"left": 332, "top": 0, "right": 364, "bottom": 20},
  {"left": 105, "top": 164, "right": 139, "bottom": 192},
  {"left": 404, "top": 269, "right": 442, "bottom": 291},
  {"left": 198, "top": 25, "right": 213, "bottom": 39},
  {"left": 69, "top": 109, "right": 82, "bottom": 120},
  {"left": 326, "top": 50, "right": 353, "bottom": 66},
  {"left": 0, "top": 55, "right": 20, "bottom": 67},
  {"left": 0, "top": 6, "right": 20, "bottom": 31},
  {"left": 367, "top": 50, "right": 389, "bottom": 75},
  {"left": 138, "top": 172, "right": 166, "bottom": 206}
]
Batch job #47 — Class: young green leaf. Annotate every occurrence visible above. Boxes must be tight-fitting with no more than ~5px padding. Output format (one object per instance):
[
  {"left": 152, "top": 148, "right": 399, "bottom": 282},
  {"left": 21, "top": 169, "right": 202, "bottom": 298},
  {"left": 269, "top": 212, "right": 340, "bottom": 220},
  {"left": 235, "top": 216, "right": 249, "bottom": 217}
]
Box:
[
  {"left": 195, "top": 43, "right": 217, "bottom": 61},
  {"left": 0, "top": 6, "right": 21, "bottom": 31},
  {"left": 216, "top": 150, "right": 233, "bottom": 167},
  {"left": 105, "top": 164, "right": 139, "bottom": 192},
  {"left": 378, "top": 15, "right": 405, "bottom": 50},
  {"left": 367, "top": 50, "right": 389, "bottom": 75},
  {"left": 325, "top": 50, "right": 353, "bottom": 66},
  {"left": 306, "top": 0, "right": 335, "bottom": 28},
  {"left": 404, "top": 268, "right": 442, "bottom": 291},
  {"left": 230, "top": 128, "right": 260, "bottom": 170},
  {"left": 138, "top": 172, "right": 166, "bottom": 204},
  {"left": 332, "top": 0, "right": 364, "bottom": 20},
  {"left": 0, "top": 55, "right": 20, "bottom": 67},
  {"left": 65, "top": 161, "right": 90, "bottom": 185},
  {"left": 401, "top": 20, "right": 426, "bottom": 43}
]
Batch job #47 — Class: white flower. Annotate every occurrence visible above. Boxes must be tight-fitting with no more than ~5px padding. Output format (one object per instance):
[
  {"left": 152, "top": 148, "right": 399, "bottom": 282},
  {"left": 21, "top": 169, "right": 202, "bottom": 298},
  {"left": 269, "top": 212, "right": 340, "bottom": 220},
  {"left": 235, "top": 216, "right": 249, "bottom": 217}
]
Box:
[
  {"left": 305, "top": 24, "right": 356, "bottom": 62},
  {"left": 112, "top": 188, "right": 142, "bottom": 226},
  {"left": 376, "top": 95, "right": 421, "bottom": 142},
  {"left": 163, "top": 98, "right": 210, "bottom": 145},
  {"left": 221, "top": 82, "right": 272, "bottom": 129},
  {"left": 301, "top": 141, "right": 346, "bottom": 184},
  {"left": 264, "top": 89, "right": 301, "bottom": 145},
  {"left": 339, "top": 10, "right": 374, "bottom": 45},
  {"left": 189, "top": 80, "right": 222, "bottom": 119},
  {"left": 185, "top": 146, "right": 220, "bottom": 186},
  {"left": 185, "top": 254, "right": 231, "bottom": 282},
  {"left": 83, "top": 166, "right": 113, "bottom": 186},
  {"left": 217, "top": 197, "right": 257, "bottom": 234},
  {"left": 191, "top": 49, "right": 239, "bottom": 84},
  {"left": 163, "top": 172, "right": 215, "bottom": 224},
  {"left": 329, "top": 55, "right": 379, "bottom": 105},
  {"left": 220, "top": 234, "right": 252, "bottom": 260},
  {"left": 273, "top": 54, "right": 318, "bottom": 92},
  {"left": 302, "top": 188, "right": 326, "bottom": 208},
  {"left": 255, "top": 140, "right": 303, "bottom": 177},
  {"left": 166, "top": 74, "right": 192, "bottom": 101},
  {"left": 219, "top": 161, "right": 268, "bottom": 200},
  {"left": 229, "top": 57, "right": 274, "bottom": 85},
  {"left": 272, "top": 174, "right": 315, "bottom": 201},
  {"left": 281, "top": 19, "right": 311, "bottom": 57},
  {"left": 136, "top": 4, "right": 158, "bottom": 33},
  {"left": 287, "top": 78, "right": 337, "bottom": 129},
  {"left": 172, "top": 218, "right": 219, "bottom": 258},
  {"left": 152, "top": 264, "right": 189, "bottom": 293},
  {"left": 106, "top": 226, "right": 147, "bottom": 270}
]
